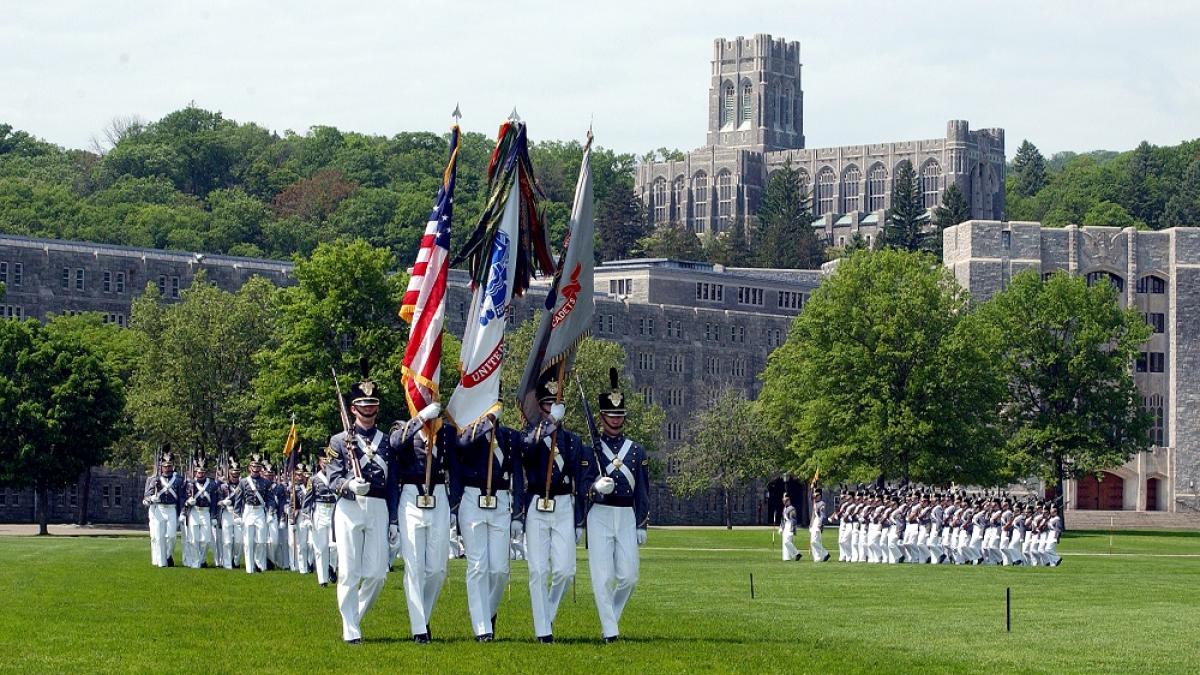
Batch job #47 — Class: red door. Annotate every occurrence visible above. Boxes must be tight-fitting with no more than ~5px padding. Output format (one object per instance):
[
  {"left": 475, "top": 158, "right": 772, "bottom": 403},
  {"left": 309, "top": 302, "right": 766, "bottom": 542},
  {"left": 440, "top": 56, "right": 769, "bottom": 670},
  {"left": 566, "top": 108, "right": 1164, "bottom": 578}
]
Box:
[
  {"left": 1099, "top": 472, "right": 1124, "bottom": 510},
  {"left": 1076, "top": 475, "right": 1100, "bottom": 510},
  {"left": 1146, "top": 478, "right": 1160, "bottom": 511}
]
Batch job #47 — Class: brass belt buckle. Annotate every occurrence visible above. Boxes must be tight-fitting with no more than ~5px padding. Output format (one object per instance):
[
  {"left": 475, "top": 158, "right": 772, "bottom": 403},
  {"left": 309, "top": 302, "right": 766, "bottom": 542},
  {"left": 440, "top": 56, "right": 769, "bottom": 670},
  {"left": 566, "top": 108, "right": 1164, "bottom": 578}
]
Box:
[
  {"left": 536, "top": 497, "right": 556, "bottom": 513},
  {"left": 416, "top": 495, "right": 436, "bottom": 509},
  {"left": 478, "top": 494, "right": 498, "bottom": 510}
]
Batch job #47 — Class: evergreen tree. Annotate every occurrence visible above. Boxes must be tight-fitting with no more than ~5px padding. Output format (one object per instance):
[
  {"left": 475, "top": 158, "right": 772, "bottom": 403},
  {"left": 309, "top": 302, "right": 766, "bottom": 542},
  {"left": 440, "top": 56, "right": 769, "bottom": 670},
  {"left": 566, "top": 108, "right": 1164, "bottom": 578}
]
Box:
[
  {"left": 595, "top": 182, "right": 646, "bottom": 261},
  {"left": 1011, "top": 140, "right": 1048, "bottom": 197},
  {"left": 1162, "top": 159, "right": 1200, "bottom": 227},
  {"left": 755, "top": 162, "right": 823, "bottom": 268},
  {"left": 932, "top": 184, "right": 971, "bottom": 229},
  {"left": 882, "top": 162, "right": 929, "bottom": 253}
]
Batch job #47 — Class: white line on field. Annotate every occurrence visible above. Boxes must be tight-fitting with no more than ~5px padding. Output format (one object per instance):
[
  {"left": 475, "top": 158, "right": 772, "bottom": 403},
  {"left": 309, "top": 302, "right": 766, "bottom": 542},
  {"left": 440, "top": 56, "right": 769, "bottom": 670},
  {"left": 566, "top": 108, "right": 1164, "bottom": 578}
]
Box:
[{"left": 642, "top": 547, "right": 1200, "bottom": 558}]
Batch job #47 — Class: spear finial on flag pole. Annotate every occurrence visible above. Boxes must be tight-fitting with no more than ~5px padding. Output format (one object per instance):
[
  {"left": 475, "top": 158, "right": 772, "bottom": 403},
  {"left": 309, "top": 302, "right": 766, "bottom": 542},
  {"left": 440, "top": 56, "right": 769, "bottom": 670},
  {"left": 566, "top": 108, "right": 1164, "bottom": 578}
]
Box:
[
  {"left": 509, "top": 107, "right": 521, "bottom": 123},
  {"left": 452, "top": 103, "right": 462, "bottom": 123},
  {"left": 586, "top": 117, "right": 594, "bottom": 150}
]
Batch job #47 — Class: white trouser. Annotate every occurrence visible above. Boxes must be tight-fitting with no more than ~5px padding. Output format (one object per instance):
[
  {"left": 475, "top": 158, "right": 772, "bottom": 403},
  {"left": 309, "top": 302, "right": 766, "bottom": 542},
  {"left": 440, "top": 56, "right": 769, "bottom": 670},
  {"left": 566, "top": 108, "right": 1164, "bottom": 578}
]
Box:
[
  {"left": 837, "top": 523, "right": 851, "bottom": 561},
  {"left": 587, "top": 504, "right": 638, "bottom": 639},
  {"left": 220, "top": 509, "right": 241, "bottom": 568},
  {"left": 781, "top": 523, "right": 798, "bottom": 561},
  {"left": 400, "top": 484, "right": 450, "bottom": 636},
  {"left": 186, "top": 510, "right": 213, "bottom": 568},
  {"left": 809, "top": 525, "right": 828, "bottom": 561},
  {"left": 1007, "top": 531, "right": 1025, "bottom": 565},
  {"left": 334, "top": 494, "right": 390, "bottom": 641},
  {"left": 866, "top": 524, "right": 882, "bottom": 563},
  {"left": 312, "top": 502, "right": 336, "bottom": 584},
  {"left": 526, "top": 495, "right": 576, "bottom": 638},
  {"left": 148, "top": 504, "right": 177, "bottom": 567},
  {"left": 460, "top": 487, "right": 512, "bottom": 636},
  {"left": 242, "top": 505, "right": 269, "bottom": 573},
  {"left": 927, "top": 526, "right": 942, "bottom": 563},
  {"left": 967, "top": 530, "right": 984, "bottom": 562},
  {"left": 886, "top": 526, "right": 902, "bottom": 563},
  {"left": 289, "top": 520, "right": 311, "bottom": 573},
  {"left": 915, "top": 525, "right": 930, "bottom": 563},
  {"left": 852, "top": 524, "right": 866, "bottom": 562},
  {"left": 902, "top": 523, "right": 919, "bottom": 562}
]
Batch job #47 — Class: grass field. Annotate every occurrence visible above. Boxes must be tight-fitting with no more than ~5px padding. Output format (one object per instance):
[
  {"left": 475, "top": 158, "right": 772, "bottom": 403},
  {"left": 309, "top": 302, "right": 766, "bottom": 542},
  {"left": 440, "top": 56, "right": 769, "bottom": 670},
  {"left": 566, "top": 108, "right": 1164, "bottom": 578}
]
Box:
[{"left": 0, "top": 528, "right": 1197, "bottom": 674}]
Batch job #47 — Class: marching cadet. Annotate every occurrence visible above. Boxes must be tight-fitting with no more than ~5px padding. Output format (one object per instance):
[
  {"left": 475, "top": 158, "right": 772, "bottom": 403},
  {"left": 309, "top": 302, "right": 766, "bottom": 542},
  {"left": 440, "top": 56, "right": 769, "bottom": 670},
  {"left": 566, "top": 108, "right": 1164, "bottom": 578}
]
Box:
[
  {"left": 287, "top": 463, "right": 312, "bottom": 574},
  {"left": 834, "top": 492, "right": 852, "bottom": 562},
  {"left": 266, "top": 463, "right": 291, "bottom": 571},
  {"left": 927, "top": 494, "right": 945, "bottom": 564},
  {"left": 449, "top": 412, "right": 526, "bottom": 642},
  {"left": 218, "top": 460, "right": 243, "bottom": 570},
  {"left": 326, "top": 366, "right": 401, "bottom": 645},
  {"left": 308, "top": 451, "right": 339, "bottom": 586},
  {"left": 780, "top": 494, "right": 800, "bottom": 561},
  {"left": 582, "top": 369, "right": 650, "bottom": 644},
  {"left": 390, "top": 400, "right": 451, "bottom": 643},
  {"left": 184, "top": 458, "right": 220, "bottom": 568},
  {"left": 143, "top": 451, "right": 185, "bottom": 568},
  {"left": 230, "top": 455, "right": 272, "bottom": 574},
  {"left": 519, "top": 377, "right": 585, "bottom": 643},
  {"left": 1044, "top": 504, "right": 1063, "bottom": 566},
  {"left": 809, "top": 489, "right": 829, "bottom": 562}
]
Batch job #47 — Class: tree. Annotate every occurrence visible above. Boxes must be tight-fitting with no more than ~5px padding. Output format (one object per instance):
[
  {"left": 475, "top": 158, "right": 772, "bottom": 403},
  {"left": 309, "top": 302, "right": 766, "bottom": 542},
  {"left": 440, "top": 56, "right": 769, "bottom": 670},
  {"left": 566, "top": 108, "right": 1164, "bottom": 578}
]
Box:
[
  {"left": 0, "top": 319, "right": 124, "bottom": 534},
  {"left": 635, "top": 220, "right": 703, "bottom": 260},
  {"left": 755, "top": 162, "right": 823, "bottom": 268},
  {"left": 43, "top": 313, "right": 139, "bottom": 524},
  {"left": 272, "top": 168, "right": 358, "bottom": 222},
  {"left": 932, "top": 184, "right": 971, "bottom": 230},
  {"left": 1082, "top": 201, "right": 1137, "bottom": 227},
  {"left": 882, "top": 162, "right": 930, "bottom": 253},
  {"left": 1011, "top": 140, "right": 1048, "bottom": 197},
  {"left": 595, "top": 182, "right": 646, "bottom": 261},
  {"left": 973, "top": 270, "right": 1153, "bottom": 518},
  {"left": 1161, "top": 159, "right": 1200, "bottom": 227},
  {"left": 127, "top": 273, "right": 278, "bottom": 467},
  {"left": 669, "top": 388, "right": 775, "bottom": 528},
  {"left": 499, "top": 318, "right": 664, "bottom": 457},
  {"left": 759, "top": 249, "right": 1006, "bottom": 486}
]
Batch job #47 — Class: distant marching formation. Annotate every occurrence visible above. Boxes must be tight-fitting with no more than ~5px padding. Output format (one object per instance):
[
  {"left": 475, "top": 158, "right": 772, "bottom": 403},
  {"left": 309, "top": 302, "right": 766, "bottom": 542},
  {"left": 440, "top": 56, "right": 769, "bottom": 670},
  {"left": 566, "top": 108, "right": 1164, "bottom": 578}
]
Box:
[
  {"left": 143, "top": 117, "right": 656, "bottom": 645},
  {"left": 779, "top": 489, "right": 1065, "bottom": 566}
]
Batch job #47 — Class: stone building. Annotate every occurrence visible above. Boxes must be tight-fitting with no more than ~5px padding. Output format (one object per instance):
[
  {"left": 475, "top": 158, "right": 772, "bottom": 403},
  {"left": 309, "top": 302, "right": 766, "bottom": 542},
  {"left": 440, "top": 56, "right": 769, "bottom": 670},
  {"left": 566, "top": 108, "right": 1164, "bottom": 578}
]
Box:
[
  {"left": 2, "top": 235, "right": 820, "bottom": 526},
  {"left": 635, "top": 34, "right": 1007, "bottom": 248},
  {"left": 944, "top": 220, "right": 1200, "bottom": 523}
]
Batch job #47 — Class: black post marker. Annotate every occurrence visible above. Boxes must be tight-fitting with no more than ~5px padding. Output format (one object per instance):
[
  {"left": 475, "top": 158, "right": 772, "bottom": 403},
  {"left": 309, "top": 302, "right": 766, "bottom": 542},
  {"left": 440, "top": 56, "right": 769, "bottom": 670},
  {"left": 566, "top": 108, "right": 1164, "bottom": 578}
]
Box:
[
  {"left": 750, "top": 573, "right": 755, "bottom": 599},
  {"left": 1006, "top": 587, "right": 1011, "bottom": 632}
]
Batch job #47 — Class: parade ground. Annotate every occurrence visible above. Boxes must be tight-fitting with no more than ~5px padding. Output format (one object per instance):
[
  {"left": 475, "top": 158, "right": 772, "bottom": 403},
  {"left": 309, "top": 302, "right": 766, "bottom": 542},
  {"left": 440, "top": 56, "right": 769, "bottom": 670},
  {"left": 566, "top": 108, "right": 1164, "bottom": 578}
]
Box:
[{"left": 0, "top": 528, "right": 1196, "bottom": 674}]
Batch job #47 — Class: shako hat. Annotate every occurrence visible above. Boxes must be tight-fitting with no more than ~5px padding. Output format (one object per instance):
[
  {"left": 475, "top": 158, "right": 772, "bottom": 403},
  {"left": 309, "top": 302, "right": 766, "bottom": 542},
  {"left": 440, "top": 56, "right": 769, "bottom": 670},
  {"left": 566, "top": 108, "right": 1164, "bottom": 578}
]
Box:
[
  {"left": 536, "top": 370, "right": 561, "bottom": 404},
  {"left": 349, "top": 357, "right": 380, "bottom": 406},
  {"left": 598, "top": 368, "right": 626, "bottom": 417}
]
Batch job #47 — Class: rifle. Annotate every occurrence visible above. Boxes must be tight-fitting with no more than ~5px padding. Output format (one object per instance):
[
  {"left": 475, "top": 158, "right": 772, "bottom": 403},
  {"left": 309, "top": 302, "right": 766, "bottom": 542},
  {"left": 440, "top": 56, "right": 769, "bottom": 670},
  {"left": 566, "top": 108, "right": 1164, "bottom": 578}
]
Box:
[
  {"left": 331, "top": 368, "right": 364, "bottom": 480},
  {"left": 573, "top": 372, "right": 601, "bottom": 452}
]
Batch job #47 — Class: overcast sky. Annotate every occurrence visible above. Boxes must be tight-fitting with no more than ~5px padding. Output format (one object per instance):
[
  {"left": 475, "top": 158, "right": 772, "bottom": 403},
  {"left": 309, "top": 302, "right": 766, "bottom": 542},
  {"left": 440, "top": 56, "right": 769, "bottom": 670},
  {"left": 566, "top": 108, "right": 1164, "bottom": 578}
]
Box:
[{"left": 3, "top": 1, "right": 1198, "bottom": 159}]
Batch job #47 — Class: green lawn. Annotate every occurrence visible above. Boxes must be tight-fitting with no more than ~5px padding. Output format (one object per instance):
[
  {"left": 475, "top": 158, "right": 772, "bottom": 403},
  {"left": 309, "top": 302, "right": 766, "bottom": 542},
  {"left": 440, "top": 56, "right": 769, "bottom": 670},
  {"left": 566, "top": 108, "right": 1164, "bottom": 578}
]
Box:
[{"left": 0, "top": 528, "right": 1197, "bottom": 674}]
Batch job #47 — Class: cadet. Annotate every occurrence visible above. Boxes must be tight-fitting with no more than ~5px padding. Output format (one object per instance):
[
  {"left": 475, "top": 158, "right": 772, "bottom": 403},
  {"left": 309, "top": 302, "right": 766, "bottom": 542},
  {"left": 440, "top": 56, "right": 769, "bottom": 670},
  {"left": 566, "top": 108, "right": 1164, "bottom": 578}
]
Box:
[
  {"left": 780, "top": 494, "right": 799, "bottom": 561},
  {"left": 142, "top": 451, "right": 185, "bottom": 568},
  {"left": 809, "top": 489, "right": 829, "bottom": 562},
  {"left": 287, "top": 463, "right": 312, "bottom": 574},
  {"left": 582, "top": 369, "right": 650, "bottom": 643},
  {"left": 217, "top": 460, "right": 243, "bottom": 570},
  {"left": 184, "top": 458, "right": 220, "bottom": 568},
  {"left": 326, "top": 367, "right": 400, "bottom": 644},
  {"left": 230, "top": 455, "right": 273, "bottom": 573},
  {"left": 449, "top": 412, "right": 525, "bottom": 642},
  {"left": 308, "top": 452, "right": 339, "bottom": 586},
  {"left": 390, "top": 400, "right": 448, "bottom": 643},
  {"left": 520, "top": 376, "right": 585, "bottom": 643}
]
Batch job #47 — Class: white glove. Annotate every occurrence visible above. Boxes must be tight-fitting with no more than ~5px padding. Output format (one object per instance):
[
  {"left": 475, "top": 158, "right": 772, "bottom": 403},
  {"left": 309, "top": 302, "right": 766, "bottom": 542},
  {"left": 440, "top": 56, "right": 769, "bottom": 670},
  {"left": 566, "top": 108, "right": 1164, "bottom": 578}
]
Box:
[
  {"left": 511, "top": 520, "right": 524, "bottom": 539},
  {"left": 220, "top": 499, "right": 232, "bottom": 508},
  {"left": 186, "top": 498, "right": 196, "bottom": 507},
  {"left": 348, "top": 478, "right": 370, "bottom": 496},
  {"left": 234, "top": 517, "right": 243, "bottom": 527},
  {"left": 594, "top": 476, "right": 616, "bottom": 495},
  {"left": 575, "top": 527, "right": 584, "bottom": 545},
  {"left": 388, "top": 524, "right": 400, "bottom": 546},
  {"left": 549, "top": 403, "right": 566, "bottom": 423},
  {"left": 417, "top": 402, "right": 441, "bottom": 422},
  {"left": 450, "top": 514, "right": 458, "bottom": 532},
  {"left": 142, "top": 498, "right": 150, "bottom": 507},
  {"left": 636, "top": 528, "right": 647, "bottom": 546}
]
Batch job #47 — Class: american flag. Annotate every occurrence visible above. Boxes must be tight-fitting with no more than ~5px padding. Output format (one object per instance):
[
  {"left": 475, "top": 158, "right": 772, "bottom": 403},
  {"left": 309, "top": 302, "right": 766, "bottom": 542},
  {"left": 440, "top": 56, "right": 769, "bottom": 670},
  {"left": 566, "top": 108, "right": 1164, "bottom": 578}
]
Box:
[{"left": 400, "top": 126, "right": 459, "bottom": 420}]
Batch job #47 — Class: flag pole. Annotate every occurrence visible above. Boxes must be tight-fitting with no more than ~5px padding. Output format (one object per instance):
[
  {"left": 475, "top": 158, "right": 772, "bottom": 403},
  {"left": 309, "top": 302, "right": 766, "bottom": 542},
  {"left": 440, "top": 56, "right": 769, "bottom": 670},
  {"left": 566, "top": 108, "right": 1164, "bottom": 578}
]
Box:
[{"left": 543, "top": 359, "right": 568, "bottom": 503}]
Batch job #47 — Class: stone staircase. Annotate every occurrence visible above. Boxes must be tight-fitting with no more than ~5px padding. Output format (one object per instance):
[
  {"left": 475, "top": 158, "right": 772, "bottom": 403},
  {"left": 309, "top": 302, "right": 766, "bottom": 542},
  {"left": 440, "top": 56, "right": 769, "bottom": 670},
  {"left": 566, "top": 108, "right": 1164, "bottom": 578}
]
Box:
[{"left": 1065, "top": 510, "right": 1200, "bottom": 530}]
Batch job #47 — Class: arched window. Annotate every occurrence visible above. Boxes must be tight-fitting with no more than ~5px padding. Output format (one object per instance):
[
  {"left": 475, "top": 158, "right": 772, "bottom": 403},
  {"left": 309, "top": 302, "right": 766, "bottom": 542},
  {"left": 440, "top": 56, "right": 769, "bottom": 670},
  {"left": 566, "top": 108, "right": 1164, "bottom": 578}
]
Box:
[
  {"left": 867, "top": 163, "right": 888, "bottom": 211},
  {"left": 816, "top": 167, "right": 836, "bottom": 215},
  {"left": 841, "top": 164, "right": 861, "bottom": 213},
  {"left": 716, "top": 170, "right": 734, "bottom": 232},
  {"left": 692, "top": 172, "right": 709, "bottom": 231},
  {"left": 723, "top": 82, "right": 735, "bottom": 128},
  {"left": 921, "top": 159, "right": 942, "bottom": 209},
  {"left": 796, "top": 169, "right": 810, "bottom": 194},
  {"left": 1086, "top": 271, "right": 1125, "bottom": 293},
  {"left": 740, "top": 81, "right": 753, "bottom": 126},
  {"left": 1136, "top": 275, "right": 1166, "bottom": 294},
  {"left": 652, "top": 178, "right": 668, "bottom": 224},
  {"left": 1145, "top": 394, "right": 1165, "bottom": 446},
  {"left": 782, "top": 88, "right": 792, "bottom": 128},
  {"left": 672, "top": 176, "right": 686, "bottom": 224}
]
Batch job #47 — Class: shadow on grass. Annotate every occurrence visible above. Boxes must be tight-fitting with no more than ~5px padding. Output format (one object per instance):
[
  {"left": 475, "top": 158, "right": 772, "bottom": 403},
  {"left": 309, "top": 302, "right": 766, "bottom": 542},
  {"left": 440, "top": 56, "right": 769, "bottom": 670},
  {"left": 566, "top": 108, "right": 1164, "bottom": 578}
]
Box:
[{"left": 1065, "top": 530, "right": 1200, "bottom": 539}]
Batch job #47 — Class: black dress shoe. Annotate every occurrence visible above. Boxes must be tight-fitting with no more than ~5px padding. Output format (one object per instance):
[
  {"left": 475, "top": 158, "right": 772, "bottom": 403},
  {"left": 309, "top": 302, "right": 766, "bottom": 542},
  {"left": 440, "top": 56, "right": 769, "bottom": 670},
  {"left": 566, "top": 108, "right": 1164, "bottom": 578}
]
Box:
[
  {"left": 793, "top": 553, "right": 802, "bottom": 561},
  {"left": 537, "top": 635, "right": 554, "bottom": 644},
  {"left": 475, "top": 633, "right": 494, "bottom": 643},
  {"left": 822, "top": 553, "right": 830, "bottom": 562},
  {"left": 320, "top": 582, "right": 328, "bottom": 588},
  {"left": 602, "top": 635, "right": 619, "bottom": 644},
  {"left": 426, "top": 625, "right": 432, "bottom": 640},
  {"left": 491, "top": 613, "right": 497, "bottom": 632},
  {"left": 167, "top": 556, "right": 175, "bottom": 567},
  {"left": 413, "top": 633, "right": 431, "bottom": 644},
  {"left": 345, "top": 638, "right": 362, "bottom": 645}
]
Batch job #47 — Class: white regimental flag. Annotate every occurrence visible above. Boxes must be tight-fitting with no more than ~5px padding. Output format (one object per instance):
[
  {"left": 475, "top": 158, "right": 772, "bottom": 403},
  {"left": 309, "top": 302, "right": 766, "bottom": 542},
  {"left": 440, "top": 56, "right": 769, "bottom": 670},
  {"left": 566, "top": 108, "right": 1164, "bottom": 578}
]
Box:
[{"left": 446, "top": 177, "right": 521, "bottom": 428}]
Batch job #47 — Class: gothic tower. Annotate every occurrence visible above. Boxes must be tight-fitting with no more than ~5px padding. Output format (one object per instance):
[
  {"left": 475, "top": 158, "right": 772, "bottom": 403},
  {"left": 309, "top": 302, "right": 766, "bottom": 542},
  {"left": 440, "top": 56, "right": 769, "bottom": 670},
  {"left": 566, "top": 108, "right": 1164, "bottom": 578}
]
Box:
[{"left": 706, "top": 34, "right": 805, "bottom": 152}]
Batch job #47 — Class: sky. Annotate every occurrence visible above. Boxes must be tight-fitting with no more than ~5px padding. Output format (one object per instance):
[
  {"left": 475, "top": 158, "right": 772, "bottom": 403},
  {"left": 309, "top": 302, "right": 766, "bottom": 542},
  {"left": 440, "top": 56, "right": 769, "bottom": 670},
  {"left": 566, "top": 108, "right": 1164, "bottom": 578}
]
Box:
[{"left": 3, "top": 0, "right": 1199, "bottom": 159}]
